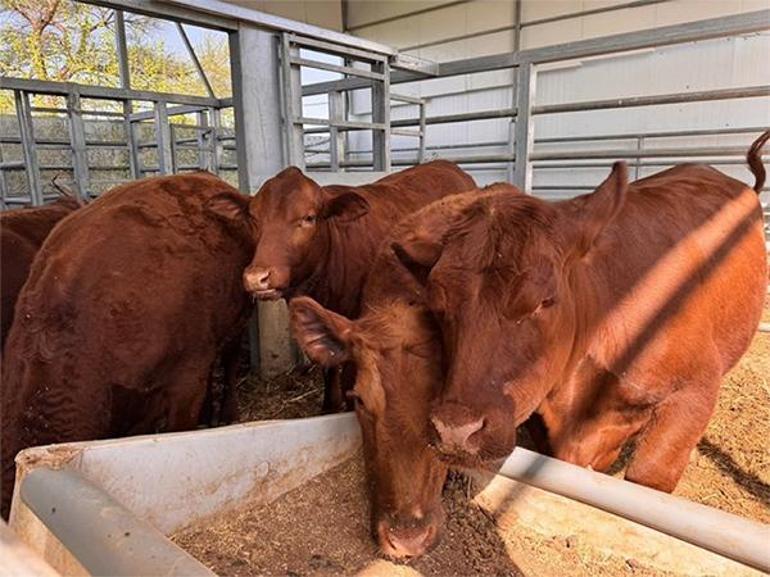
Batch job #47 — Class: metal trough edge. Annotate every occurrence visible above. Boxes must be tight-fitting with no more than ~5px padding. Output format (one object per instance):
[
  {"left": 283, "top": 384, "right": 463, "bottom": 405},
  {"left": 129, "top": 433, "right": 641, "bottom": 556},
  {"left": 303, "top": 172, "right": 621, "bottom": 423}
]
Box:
[
  {"left": 497, "top": 447, "right": 770, "bottom": 573},
  {"left": 20, "top": 467, "right": 214, "bottom": 577}
]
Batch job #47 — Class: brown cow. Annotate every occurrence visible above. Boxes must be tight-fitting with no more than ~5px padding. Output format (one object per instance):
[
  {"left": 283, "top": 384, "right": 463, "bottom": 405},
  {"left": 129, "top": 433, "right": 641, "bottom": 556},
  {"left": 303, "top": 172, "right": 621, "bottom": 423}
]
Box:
[
  {"left": 290, "top": 184, "right": 523, "bottom": 559},
  {"left": 1, "top": 195, "right": 81, "bottom": 351},
  {"left": 1, "top": 172, "right": 254, "bottom": 519},
  {"left": 389, "top": 132, "right": 768, "bottom": 494},
  {"left": 210, "top": 160, "right": 476, "bottom": 411}
]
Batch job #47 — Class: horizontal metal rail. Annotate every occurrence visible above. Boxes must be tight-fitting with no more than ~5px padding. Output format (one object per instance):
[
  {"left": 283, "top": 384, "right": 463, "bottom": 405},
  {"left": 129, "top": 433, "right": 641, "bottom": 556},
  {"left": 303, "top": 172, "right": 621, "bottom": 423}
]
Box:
[
  {"left": 302, "top": 9, "right": 770, "bottom": 96},
  {"left": 388, "top": 85, "right": 768, "bottom": 128},
  {"left": 0, "top": 77, "right": 224, "bottom": 108},
  {"left": 288, "top": 33, "right": 387, "bottom": 63},
  {"left": 290, "top": 57, "right": 385, "bottom": 80},
  {"left": 21, "top": 467, "right": 214, "bottom": 577},
  {"left": 298, "top": 118, "right": 387, "bottom": 132}
]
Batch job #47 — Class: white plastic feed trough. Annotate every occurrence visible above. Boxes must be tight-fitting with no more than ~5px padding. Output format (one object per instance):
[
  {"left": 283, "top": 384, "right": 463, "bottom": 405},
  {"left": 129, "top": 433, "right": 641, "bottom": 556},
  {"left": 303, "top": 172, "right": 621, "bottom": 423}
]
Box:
[{"left": 7, "top": 414, "right": 769, "bottom": 576}]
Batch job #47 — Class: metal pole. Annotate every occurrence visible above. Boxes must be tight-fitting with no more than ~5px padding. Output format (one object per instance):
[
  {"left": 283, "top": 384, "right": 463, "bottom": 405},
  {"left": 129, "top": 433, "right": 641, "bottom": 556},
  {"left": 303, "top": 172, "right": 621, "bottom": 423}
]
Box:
[
  {"left": 115, "top": 9, "right": 139, "bottom": 180},
  {"left": 513, "top": 63, "right": 535, "bottom": 192},
  {"left": 418, "top": 99, "right": 427, "bottom": 164},
  {"left": 209, "top": 107, "right": 222, "bottom": 175},
  {"left": 371, "top": 60, "right": 391, "bottom": 172},
  {"left": 154, "top": 101, "right": 173, "bottom": 175},
  {"left": 498, "top": 447, "right": 770, "bottom": 573},
  {"left": 196, "top": 110, "right": 209, "bottom": 171},
  {"left": 280, "top": 33, "right": 305, "bottom": 166},
  {"left": 66, "top": 90, "right": 91, "bottom": 201},
  {"left": 16, "top": 90, "right": 43, "bottom": 206},
  {"left": 329, "top": 90, "right": 344, "bottom": 171}
]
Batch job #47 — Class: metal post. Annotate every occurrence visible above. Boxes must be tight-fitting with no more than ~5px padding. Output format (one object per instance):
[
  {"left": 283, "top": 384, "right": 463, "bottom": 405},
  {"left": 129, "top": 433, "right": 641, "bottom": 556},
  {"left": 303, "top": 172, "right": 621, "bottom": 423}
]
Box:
[
  {"left": 280, "top": 33, "right": 305, "bottom": 166},
  {"left": 16, "top": 90, "right": 43, "bottom": 206},
  {"left": 209, "top": 107, "right": 222, "bottom": 175},
  {"left": 634, "top": 136, "right": 643, "bottom": 180},
  {"left": 0, "top": 140, "right": 8, "bottom": 209},
  {"left": 513, "top": 63, "right": 535, "bottom": 192},
  {"left": 231, "top": 26, "right": 295, "bottom": 377},
  {"left": 418, "top": 99, "right": 427, "bottom": 163},
  {"left": 154, "top": 100, "right": 173, "bottom": 175},
  {"left": 197, "top": 110, "right": 209, "bottom": 171},
  {"left": 66, "top": 90, "right": 91, "bottom": 201},
  {"left": 329, "top": 90, "right": 344, "bottom": 171},
  {"left": 170, "top": 123, "right": 179, "bottom": 173},
  {"left": 115, "top": 9, "right": 139, "bottom": 180},
  {"left": 371, "top": 60, "right": 391, "bottom": 172}
]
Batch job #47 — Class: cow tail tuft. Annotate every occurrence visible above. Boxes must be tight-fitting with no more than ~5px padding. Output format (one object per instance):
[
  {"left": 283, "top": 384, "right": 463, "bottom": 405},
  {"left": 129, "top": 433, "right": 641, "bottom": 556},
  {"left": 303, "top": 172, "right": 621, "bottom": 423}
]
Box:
[{"left": 746, "top": 130, "right": 770, "bottom": 194}]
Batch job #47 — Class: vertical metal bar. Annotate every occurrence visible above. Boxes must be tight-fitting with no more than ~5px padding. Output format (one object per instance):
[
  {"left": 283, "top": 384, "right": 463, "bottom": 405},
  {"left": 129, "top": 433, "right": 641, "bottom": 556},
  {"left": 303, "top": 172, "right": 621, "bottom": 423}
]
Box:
[
  {"left": 154, "top": 100, "right": 173, "bottom": 175},
  {"left": 513, "top": 63, "right": 535, "bottom": 192},
  {"left": 209, "top": 107, "right": 221, "bottom": 175},
  {"left": 371, "top": 60, "right": 391, "bottom": 172},
  {"left": 115, "top": 10, "right": 139, "bottom": 180},
  {"left": 115, "top": 10, "right": 131, "bottom": 90},
  {"left": 634, "top": 136, "right": 643, "bottom": 180},
  {"left": 418, "top": 98, "right": 427, "bottom": 164},
  {"left": 169, "top": 123, "right": 178, "bottom": 174},
  {"left": 197, "top": 110, "right": 209, "bottom": 171},
  {"left": 513, "top": 0, "right": 523, "bottom": 52},
  {"left": 67, "top": 90, "right": 91, "bottom": 201},
  {"left": 0, "top": 140, "right": 8, "bottom": 209},
  {"left": 329, "top": 90, "right": 344, "bottom": 171},
  {"left": 280, "top": 33, "right": 304, "bottom": 166},
  {"left": 124, "top": 106, "right": 141, "bottom": 179},
  {"left": 16, "top": 90, "right": 43, "bottom": 206},
  {"left": 176, "top": 22, "right": 216, "bottom": 99}
]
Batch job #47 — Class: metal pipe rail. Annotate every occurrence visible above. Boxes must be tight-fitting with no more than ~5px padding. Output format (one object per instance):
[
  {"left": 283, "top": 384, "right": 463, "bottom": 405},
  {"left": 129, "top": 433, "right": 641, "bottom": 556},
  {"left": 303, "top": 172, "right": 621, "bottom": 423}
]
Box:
[{"left": 499, "top": 447, "right": 770, "bottom": 573}]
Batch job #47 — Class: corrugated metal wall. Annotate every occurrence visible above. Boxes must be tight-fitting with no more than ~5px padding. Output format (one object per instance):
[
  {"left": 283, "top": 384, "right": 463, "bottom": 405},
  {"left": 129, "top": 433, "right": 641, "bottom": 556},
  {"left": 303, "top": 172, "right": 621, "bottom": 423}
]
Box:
[{"left": 346, "top": 0, "right": 770, "bottom": 194}]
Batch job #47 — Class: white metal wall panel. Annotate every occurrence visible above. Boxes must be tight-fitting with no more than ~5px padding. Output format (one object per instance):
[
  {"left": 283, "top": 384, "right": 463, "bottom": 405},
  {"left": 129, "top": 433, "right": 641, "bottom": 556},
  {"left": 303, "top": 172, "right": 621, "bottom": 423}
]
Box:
[{"left": 345, "top": 0, "right": 770, "bottom": 189}]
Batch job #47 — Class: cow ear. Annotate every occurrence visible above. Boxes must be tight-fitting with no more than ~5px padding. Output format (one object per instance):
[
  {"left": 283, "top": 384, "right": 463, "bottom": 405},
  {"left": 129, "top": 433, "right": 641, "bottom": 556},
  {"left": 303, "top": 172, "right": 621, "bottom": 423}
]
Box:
[
  {"left": 391, "top": 235, "right": 443, "bottom": 286},
  {"left": 206, "top": 191, "right": 250, "bottom": 222},
  {"left": 322, "top": 191, "right": 370, "bottom": 223},
  {"left": 290, "top": 297, "right": 354, "bottom": 367},
  {"left": 567, "top": 161, "right": 628, "bottom": 257}
]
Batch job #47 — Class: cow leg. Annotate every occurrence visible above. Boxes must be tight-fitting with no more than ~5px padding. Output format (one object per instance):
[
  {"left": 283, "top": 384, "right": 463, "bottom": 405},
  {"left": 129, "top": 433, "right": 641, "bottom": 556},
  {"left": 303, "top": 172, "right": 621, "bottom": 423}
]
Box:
[
  {"left": 322, "top": 367, "right": 346, "bottom": 414},
  {"left": 218, "top": 336, "right": 243, "bottom": 425},
  {"left": 166, "top": 371, "right": 211, "bottom": 432},
  {"left": 625, "top": 381, "right": 719, "bottom": 493}
]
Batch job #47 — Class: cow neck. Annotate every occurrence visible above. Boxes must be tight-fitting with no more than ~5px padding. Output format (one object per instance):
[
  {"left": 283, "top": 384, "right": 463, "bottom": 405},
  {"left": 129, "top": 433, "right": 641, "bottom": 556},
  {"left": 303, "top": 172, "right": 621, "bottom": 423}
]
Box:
[{"left": 300, "top": 217, "right": 366, "bottom": 319}]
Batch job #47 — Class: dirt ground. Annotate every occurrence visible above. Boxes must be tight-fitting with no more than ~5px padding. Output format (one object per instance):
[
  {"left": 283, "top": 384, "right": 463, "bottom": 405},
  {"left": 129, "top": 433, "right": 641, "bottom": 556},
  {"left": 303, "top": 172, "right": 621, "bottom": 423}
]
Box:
[{"left": 173, "top": 455, "right": 523, "bottom": 577}]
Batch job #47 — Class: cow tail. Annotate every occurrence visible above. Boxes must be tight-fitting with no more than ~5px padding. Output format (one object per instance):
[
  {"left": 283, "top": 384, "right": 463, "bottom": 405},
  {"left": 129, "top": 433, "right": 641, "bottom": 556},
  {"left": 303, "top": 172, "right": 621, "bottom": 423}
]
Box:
[{"left": 746, "top": 129, "right": 770, "bottom": 194}]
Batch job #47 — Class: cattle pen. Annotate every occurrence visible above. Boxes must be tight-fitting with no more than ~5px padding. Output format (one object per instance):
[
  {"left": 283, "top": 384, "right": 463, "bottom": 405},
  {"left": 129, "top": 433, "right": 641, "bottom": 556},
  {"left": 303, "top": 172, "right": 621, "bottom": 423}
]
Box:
[{"left": 1, "top": 1, "right": 769, "bottom": 576}]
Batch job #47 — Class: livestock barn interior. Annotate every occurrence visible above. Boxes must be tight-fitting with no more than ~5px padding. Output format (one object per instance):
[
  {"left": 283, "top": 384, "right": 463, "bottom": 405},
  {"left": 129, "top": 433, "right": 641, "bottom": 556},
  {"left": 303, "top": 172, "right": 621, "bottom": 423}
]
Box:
[{"left": 0, "top": 1, "right": 769, "bottom": 576}]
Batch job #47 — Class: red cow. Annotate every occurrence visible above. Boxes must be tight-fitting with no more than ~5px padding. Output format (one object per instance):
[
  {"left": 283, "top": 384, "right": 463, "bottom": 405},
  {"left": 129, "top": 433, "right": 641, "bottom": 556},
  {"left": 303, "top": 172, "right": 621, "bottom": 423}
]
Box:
[
  {"left": 1, "top": 195, "right": 81, "bottom": 351},
  {"left": 406, "top": 132, "right": 768, "bottom": 494},
  {"left": 290, "top": 184, "right": 523, "bottom": 559},
  {"left": 1, "top": 172, "right": 254, "bottom": 519},
  {"left": 209, "top": 161, "right": 476, "bottom": 411}
]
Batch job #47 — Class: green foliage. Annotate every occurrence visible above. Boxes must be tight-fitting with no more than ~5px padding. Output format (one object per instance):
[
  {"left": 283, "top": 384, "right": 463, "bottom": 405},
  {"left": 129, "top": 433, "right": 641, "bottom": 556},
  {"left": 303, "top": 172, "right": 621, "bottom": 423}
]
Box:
[{"left": 0, "top": 0, "right": 231, "bottom": 113}]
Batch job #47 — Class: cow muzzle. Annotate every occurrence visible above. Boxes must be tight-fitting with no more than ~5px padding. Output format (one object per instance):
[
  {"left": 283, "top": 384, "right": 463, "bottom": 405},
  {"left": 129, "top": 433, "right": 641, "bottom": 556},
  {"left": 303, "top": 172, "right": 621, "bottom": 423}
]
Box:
[
  {"left": 376, "top": 518, "right": 440, "bottom": 559},
  {"left": 242, "top": 267, "right": 288, "bottom": 299}
]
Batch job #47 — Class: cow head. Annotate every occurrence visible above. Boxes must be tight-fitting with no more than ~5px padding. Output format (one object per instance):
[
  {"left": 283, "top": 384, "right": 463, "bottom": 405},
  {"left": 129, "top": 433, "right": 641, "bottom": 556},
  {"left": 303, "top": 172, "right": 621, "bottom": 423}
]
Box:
[
  {"left": 290, "top": 292, "right": 447, "bottom": 559},
  {"left": 392, "top": 164, "right": 628, "bottom": 469},
  {"left": 208, "top": 167, "right": 369, "bottom": 300}
]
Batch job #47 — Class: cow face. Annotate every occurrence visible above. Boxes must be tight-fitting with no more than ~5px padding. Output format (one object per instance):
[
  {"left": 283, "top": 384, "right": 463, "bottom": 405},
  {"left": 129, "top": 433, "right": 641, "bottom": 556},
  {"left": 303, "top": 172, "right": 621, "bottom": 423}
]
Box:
[
  {"left": 208, "top": 167, "right": 369, "bottom": 300},
  {"left": 393, "top": 164, "right": 628, "bottom": 469},
  {"left": 290, "top": 296, "right": 447, "bottom": 559}
]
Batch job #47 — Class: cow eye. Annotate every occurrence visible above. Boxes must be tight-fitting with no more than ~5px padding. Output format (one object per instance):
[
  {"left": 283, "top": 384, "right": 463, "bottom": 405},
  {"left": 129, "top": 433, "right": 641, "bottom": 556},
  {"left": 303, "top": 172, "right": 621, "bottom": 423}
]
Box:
[{"left": 300, "top": 214, "right": 317, "bottom": 226}]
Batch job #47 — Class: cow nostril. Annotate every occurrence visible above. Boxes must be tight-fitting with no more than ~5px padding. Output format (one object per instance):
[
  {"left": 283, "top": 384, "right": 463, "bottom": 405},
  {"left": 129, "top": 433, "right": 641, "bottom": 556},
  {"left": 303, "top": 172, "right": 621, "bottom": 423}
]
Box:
[{"left": 431, "top": 414, "right": 485, "bottom": 453}]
